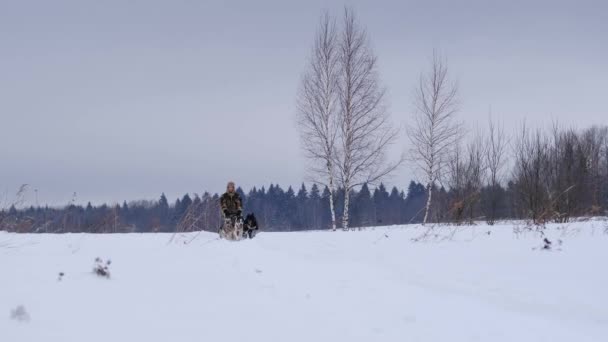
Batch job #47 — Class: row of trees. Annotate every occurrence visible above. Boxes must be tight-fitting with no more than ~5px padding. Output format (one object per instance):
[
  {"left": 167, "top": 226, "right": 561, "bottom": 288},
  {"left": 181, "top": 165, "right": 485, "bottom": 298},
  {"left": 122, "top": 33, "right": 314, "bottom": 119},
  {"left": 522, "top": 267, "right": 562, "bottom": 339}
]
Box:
[
  {"left": 427, "top": 124, "right": 608, "bottom": 225},
  {"left": 296, "top": 8, "right": 608, "bottom": 228},
  {"left": 3, "top": 136, "right": 607, "bottom": 234},
  {"left": 0, "top": 182, "right": 424, "bottom": 233},
  {"left": 511, "top": 125, "right": 608, "bottom": 223},
  {"left": 295, "top": 8, "right": 464, "bottom": 229}
]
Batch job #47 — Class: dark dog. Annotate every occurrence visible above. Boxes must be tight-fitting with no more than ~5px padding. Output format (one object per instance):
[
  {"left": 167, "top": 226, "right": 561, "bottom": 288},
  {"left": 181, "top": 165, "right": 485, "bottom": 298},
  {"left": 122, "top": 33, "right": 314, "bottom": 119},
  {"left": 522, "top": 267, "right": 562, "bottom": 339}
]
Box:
[{"left": 243, "top": 213, "right": 259, "bottom": 239}]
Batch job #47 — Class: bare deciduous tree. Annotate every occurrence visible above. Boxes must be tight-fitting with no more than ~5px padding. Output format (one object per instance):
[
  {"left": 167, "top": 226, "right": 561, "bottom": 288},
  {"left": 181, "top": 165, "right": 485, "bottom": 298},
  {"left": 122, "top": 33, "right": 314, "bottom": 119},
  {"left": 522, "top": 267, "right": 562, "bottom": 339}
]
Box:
[
  {"left": 0, "top": 184, "right": 29, "bottom": 232},
  {"left": 603, "top": 130, "right": 608, "bottom": 214},
  {"left": 447, "top": 136, "right": 466, "bottom": 222},
  {"left": 510, "top": 123, "right": 608, "bottom": 224},
  {"left": 169, "top": 193, "right": 221, "bottom": 244},
  {"left": 408, "top": 51, "right": 461, "bottom": 224},
  {"left": 463, "top": 132, "right": 487, "bottom": 223},
  {"left": 335, "top": 8, "right": 400, "bottom": 230},
  {"left": 447, "top": 132, "right": 486, "bottom": 224},
  {"left": 579, "top": 126, "right": 608, "bottom": 214},
  {"left": 485, "top": 115, "right": 508, "bottom": 224},
  {"left": 296, "top": 12, "right": 340, "bottom": 230},
  {"left": 512, "top": 124, "right": 551, "bottom": 224}
]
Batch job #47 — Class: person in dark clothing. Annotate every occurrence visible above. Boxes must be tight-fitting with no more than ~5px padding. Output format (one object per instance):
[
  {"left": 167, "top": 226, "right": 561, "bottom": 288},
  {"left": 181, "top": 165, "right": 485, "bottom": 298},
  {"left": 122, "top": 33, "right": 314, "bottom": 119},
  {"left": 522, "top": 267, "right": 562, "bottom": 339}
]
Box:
[{"left": 220, "top": 181, "right": 242, "bottom": 218}]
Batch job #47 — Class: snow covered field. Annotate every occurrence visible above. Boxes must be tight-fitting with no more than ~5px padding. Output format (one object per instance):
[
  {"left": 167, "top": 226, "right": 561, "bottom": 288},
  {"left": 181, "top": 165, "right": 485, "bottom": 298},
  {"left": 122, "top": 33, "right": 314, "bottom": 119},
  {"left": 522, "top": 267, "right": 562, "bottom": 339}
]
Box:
[{"left": 2, "top": 221, "right": 608, "bottom": 342}]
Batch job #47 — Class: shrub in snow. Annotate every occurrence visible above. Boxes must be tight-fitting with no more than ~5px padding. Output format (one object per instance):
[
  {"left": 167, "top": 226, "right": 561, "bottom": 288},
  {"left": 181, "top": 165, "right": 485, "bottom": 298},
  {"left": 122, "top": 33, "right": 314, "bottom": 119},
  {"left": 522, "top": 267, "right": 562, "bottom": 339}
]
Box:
[
  {"left": 58, "top": 272, "right": 64, "bottom": 281},
  {"left": 93, "top": 258, "right": 111, "bottom": 278},
  {"left": 535, "top": 238, "right": 563, "bottom": 251},
  {"left": 10, "top": 305, "right": 30, "bottom": 322}
]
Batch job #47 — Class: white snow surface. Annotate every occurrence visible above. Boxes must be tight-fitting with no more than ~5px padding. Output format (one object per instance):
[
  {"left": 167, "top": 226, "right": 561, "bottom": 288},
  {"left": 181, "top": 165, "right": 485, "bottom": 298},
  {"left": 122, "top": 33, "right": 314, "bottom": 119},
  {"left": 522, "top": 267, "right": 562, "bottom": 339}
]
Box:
[{"left": 2, "top": 221, "right": 608, "bottom": 342}]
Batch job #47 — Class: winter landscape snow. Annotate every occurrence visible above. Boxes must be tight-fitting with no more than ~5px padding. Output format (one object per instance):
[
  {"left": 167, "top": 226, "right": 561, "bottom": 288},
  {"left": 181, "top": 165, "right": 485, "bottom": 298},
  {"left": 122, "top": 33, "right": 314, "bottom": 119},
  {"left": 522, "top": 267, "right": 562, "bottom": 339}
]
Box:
[{"left": 2, "top": 221, "right": 607, "bottom": 342}]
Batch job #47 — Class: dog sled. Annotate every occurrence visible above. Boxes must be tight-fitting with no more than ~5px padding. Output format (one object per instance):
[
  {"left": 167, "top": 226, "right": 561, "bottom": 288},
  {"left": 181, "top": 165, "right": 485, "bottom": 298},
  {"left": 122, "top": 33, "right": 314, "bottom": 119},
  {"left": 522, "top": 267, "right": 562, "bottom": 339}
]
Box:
[{"left": 219, "top": 213, "right": 258, "bottom": 241}]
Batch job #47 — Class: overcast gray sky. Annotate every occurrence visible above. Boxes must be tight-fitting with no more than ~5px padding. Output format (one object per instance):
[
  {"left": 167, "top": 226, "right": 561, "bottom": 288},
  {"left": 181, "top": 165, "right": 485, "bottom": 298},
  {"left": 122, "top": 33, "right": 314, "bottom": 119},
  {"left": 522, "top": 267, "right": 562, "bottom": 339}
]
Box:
[{"left": 1, "top": 0, "right": 606, "bottom": 206}]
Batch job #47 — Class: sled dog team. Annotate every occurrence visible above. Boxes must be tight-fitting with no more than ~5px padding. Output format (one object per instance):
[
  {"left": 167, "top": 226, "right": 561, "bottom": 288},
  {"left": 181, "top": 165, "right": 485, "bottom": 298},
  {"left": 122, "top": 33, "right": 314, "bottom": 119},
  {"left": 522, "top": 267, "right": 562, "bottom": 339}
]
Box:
[{"left": 219, "top": 181, "right": 258, "bottom": 240}]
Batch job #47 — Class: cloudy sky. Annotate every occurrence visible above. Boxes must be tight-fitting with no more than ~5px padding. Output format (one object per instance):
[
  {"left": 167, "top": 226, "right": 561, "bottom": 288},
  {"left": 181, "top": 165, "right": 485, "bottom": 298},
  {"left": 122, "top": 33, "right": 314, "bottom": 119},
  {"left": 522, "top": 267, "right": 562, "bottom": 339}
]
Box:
[{"left": 1, "top": 0, "right": 606, "bottom": 206}]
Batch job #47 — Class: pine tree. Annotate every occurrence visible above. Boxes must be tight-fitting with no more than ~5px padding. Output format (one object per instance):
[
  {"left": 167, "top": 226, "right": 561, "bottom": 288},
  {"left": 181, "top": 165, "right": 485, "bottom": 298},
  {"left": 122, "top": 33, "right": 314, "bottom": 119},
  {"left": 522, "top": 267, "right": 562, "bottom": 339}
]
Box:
[
  {"left": 373, "top": 184, "right": 390, "bottom": 225},
  {"left": 121, "top": 200, "right": 128, "bottom": 209},
  {"left": 172, "top": 198, "right": 182, "bottom": 224},
  {"left": 296, "top": 183, "right": 309, "bottom": 230},
  {"left": 181, "top": 194, "right": 193, "bottom": 211},
  {"left": 321, "top": 186, "right": 333, "bottom": 229},
  {"left": 388, "top": 187, "right": 404, "bottom": 225},
  {"left": 404, "top": 181, "right": 426, "bottom": 223},
  {"left": 173, "top": 194, "right": 192, "bottom": 224},
  {"left": 236, "top": 187, "right": 246, "bottom": 207},
  {"left": 352, "top": 183, "right": 374, "bottom": 227},
  {"left": 158, "top": 193, "right": 170, "bottom": 231},
  {"left": 309, "top": 184, "right": 322, "bottom": 229},
  {"left": 284, "top": 186, "right": 297, "bottom": 230}
]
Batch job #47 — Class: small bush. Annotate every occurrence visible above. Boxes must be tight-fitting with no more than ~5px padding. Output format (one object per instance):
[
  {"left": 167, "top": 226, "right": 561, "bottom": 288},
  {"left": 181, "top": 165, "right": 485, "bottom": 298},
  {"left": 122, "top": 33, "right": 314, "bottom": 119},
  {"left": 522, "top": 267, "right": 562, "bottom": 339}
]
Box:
[
  {"left": 93, "top": 258, "right": 111, "bottom": 278},
  {"left": 535, "top": 237, "right": 563, "bottom": 251},
  {"left": 10, "top": 305, "right": 30, "bottom": 322}
]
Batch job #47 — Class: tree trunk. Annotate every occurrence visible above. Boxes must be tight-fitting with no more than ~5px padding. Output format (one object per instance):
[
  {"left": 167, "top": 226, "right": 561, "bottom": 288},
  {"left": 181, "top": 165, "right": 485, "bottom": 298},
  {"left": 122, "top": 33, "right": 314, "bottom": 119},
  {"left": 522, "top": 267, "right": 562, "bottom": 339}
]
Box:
[
  {"left": 423, "top": 181, "right": 433, "bottom": 225},
  {"left": 328, "top": 171, "right": 337, "bottom": 231},
  {"left": 342, "top": 187, "right": 350, "bottom": 230}
]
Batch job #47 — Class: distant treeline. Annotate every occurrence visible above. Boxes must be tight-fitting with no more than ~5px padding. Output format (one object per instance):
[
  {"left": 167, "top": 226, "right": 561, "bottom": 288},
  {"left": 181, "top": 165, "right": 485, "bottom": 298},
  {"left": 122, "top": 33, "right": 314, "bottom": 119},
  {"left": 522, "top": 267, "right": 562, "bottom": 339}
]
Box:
[
  {"left": 1, "top": 183, "right": 424, "bottom": 233},
  {"left": 1, "top": 178, "right": 607, "bottom": 234},
  {"left": 2, "top": 124, "right": 608, "bottom": 233}
]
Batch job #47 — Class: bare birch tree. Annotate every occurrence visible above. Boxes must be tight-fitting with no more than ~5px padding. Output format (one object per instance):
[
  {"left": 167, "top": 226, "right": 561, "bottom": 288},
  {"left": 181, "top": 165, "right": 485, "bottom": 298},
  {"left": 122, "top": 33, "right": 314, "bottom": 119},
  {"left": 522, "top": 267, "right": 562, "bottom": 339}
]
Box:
[
  {"left": 335, "top": 8, "right": 400, "bottom": 230},
  {"left": 407, "top": 51, "right": 461, "bottom": 224},
  {"left": 296, "top": 12, "right": 340, "bottom": 230}
]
